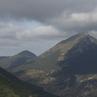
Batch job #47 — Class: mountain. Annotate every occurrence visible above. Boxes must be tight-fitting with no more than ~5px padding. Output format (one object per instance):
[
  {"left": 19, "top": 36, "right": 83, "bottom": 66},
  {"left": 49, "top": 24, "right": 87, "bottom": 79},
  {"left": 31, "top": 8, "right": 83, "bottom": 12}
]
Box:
[
  {"left": 0, "top": 50, "right": 37, "bottom": 72},
  {"left": 59, "top": 33, "right": 97, "bottom": 74},
  {"left": 18, "top": 32, "right": 97, "bottom": 97},
  {"left": 37, "top": 32, "right": 94, "bottom": 71},
  {"left": 31, "top": 32, "right": 96, "bottom": 72},
  {"left": 42, "top": 32, "right": 97, "bottom": 97},
  {"left": 1, "top": 32, "right": 97, "bottom": 97},
  {"left": 0, "top": 67, "right": 58, "bottom": 97}
]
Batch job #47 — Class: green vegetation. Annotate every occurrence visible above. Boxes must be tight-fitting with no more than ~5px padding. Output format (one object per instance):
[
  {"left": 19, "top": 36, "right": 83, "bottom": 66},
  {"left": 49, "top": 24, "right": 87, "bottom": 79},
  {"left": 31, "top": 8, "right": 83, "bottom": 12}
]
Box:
[
  {"left": 0, "top": 67, "right": 58, "bottom": 97},
  {"left": 0, "top": 76, "right": 18, "bottom": 97}
]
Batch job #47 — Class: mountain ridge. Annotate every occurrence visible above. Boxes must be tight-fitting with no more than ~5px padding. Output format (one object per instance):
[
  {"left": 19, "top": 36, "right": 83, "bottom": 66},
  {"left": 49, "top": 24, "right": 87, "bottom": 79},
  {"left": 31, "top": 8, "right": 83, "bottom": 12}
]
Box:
[
  {"left": 1, "top": 32, "right": 97, "bottom": 97},
  {"left": 36, "top": 32, "right": 97, "bottom": 71},
  {"left": 18, "top": 32, "right": 97, "bottom": 97},
  {"left": 0, "top": 50, "right": 37, "bottom": 73}
]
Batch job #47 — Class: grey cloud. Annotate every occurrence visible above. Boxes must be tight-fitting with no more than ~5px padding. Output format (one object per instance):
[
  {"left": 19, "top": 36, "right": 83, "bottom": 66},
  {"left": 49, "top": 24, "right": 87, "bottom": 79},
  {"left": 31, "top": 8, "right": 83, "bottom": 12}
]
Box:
[
  {"left": 49, "top": 9, "right": 97, "bottom": 34},
  {"left": 0, "top": 20, "right": 64, "bottom": 42},
  {"left": 0, "top": 0, "right": 97, "bottom": 55},
  {"left": 0, "top": 0, "right": 97, "bottom": 21},
  {"left": 0, "top": 0, "right": 97, "bottom": 34},
  {"left": 0, "top": 39, "right": 20, "bottom": 47}
]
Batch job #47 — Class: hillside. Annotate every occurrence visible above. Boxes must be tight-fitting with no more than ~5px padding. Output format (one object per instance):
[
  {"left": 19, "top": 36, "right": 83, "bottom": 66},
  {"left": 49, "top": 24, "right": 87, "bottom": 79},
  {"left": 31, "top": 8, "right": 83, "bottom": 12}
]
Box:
[
  {"left": 37, "top": 33, "right": 93, "bottom": 71},
  {"left": 0, "top": 50, "right": 37, "bottom": 72},
  {"left": 1, "top": 32, "right": 97, "bottom": 97},
  {"left": 17, "top": 32, "right": 97, "bottom": 97},
  {"left": 18, "top": 33, "right": 97, "bottom": 81},
  {"left": 0, "top": 67, "right": 58, "bottom": 97}
]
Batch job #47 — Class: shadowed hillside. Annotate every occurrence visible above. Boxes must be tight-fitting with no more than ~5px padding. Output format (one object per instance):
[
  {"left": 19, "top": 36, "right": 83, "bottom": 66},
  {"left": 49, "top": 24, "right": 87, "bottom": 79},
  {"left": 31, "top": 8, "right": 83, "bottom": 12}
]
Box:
[{"left": 0, "top": 67, "right": 58, "bottom": 97}]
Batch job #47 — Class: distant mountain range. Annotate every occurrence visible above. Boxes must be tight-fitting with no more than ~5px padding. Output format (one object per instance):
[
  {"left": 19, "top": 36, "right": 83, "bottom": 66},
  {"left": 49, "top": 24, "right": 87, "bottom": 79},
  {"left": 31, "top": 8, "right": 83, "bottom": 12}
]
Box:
[{"left": 1, "top": 32, "right": 97, "bottom": 97}]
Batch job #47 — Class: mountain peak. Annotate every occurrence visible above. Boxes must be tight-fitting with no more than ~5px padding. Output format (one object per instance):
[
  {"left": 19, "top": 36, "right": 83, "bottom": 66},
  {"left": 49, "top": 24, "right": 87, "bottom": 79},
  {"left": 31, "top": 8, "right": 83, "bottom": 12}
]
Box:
[
  {"left": 75, "top": 32, "right": 97, "bottom": 45},
  {"left": 66, "top": 32, "right": 96, "bottom": 45},
  {"left": 73, "top": 32, "right": 92, "bottom": 40},
  {"left": 58, "top": 32, "right": 92, "bottom": 45},
  {"left": 17, "top": 50, "right": 37, "bottom": 57},
  {"left": 39, "top": 32, "right": 97, "bottom": 71},
  {"left": 78, "top": 32, "right": 89, "bottom": 36}
]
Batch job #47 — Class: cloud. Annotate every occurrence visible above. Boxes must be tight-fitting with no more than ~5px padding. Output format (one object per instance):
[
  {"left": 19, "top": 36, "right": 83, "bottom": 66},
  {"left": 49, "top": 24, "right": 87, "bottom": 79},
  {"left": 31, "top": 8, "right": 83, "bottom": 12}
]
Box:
[
  {"left": 50, "top": 8, "right": 97, "bottom": 33},
  {"left": 0, "top": 0, "right": 66, "bottom": 20},
  {"left": 0, "top": 19, "right": 65, "bottom": 55},
  {"left": 0, "top": 0, "right": 97, "bottom": 21},
  {"left": 0, "top": 20, "right": 63, "bottom": 41},
  {"left": 0, "top": 0, "right": 97, "bottom": 34},
  {"left": 17, "top": 25, "right": 62, "bottom": 40}
]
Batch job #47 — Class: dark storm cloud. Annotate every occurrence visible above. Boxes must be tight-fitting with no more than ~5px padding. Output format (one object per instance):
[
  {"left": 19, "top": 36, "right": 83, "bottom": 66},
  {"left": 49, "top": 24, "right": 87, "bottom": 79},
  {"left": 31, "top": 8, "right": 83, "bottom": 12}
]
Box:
[
  {"left": 0, "top": 0, "right": 66, "bottom": 20},
  {"left": 0, "top": 0, "right": 97, "bottom": 21},
  {"left": 50, "top": 10, "right": 97, "bottom": 33},
  {"left": 0, "top": 0, "right": 97, "bottom": 34}
]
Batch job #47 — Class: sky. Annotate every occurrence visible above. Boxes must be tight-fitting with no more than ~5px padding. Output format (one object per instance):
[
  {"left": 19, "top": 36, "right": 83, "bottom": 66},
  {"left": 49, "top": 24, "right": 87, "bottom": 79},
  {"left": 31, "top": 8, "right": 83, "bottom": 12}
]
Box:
[{"left": 0, "top": 0, "right": 97, "bottom": 56}]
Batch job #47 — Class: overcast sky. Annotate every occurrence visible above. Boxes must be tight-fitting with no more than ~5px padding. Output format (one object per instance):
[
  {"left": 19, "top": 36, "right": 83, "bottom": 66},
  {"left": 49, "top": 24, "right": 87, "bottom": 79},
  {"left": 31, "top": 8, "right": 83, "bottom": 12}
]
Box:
[{"left": 0, "top": 0, "right": 97, "bottom": 56}]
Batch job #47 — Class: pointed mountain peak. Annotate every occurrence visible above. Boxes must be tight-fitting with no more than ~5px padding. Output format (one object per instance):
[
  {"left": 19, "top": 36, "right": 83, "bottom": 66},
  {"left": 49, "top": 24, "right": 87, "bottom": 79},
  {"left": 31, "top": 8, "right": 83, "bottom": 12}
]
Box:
[
  {"left": 78, "top": 32, "right": 89, "bottom": 36},
  {"left": 19, "top": 50, "right": 32, "bottom": 54},
  {"left": 73, "top": 32, "right": 92, "bottom": 39},
  {"left": 39, "top": 32, "right": 97, "bottom": 71},
  {"left": 58, "top": 32, "right": 94, "bottom": 45},
  {"left": 76, "top": 32, "right": 97, "bottom": 43},
  {"left": 15, "top": 50, "right": 37, "bottom": 57}
]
